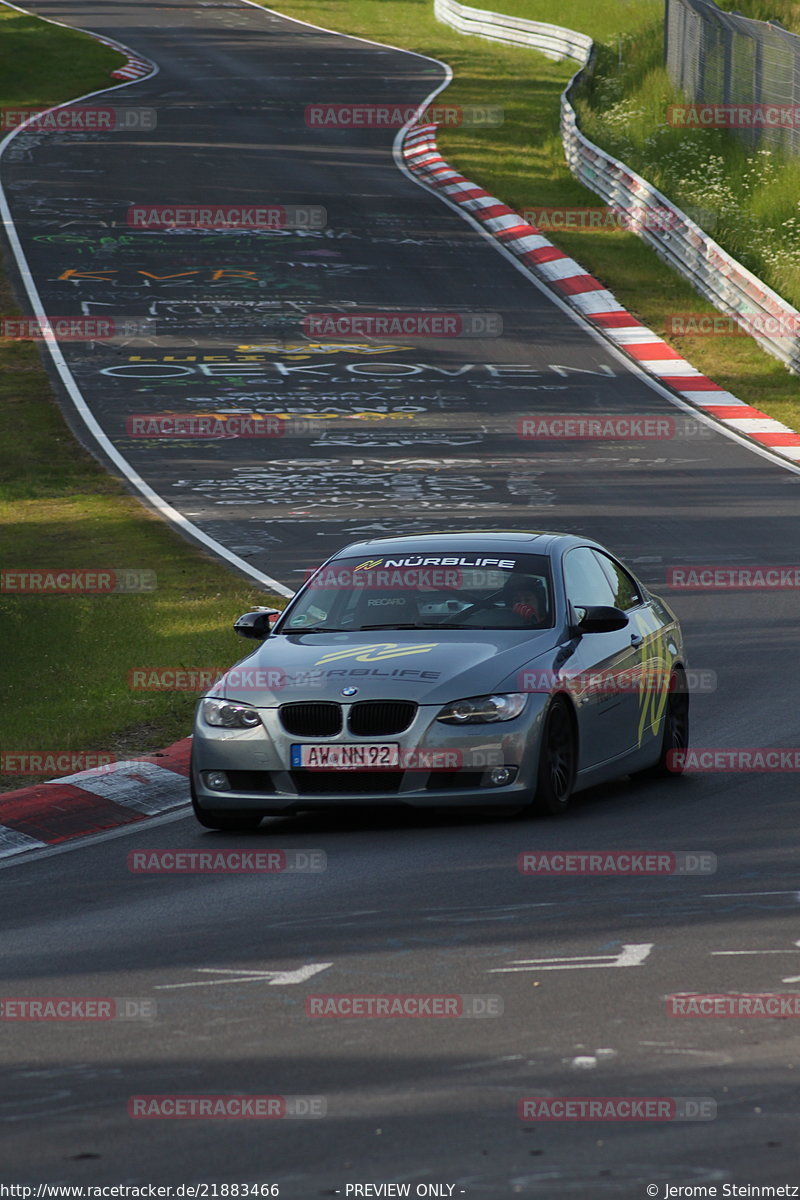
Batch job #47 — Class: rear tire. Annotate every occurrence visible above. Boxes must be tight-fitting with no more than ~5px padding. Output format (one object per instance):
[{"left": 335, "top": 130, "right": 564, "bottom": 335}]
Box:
[
  {"left": 190, "top": 761, "right": 263, "bottom": 831},
  {"left": 637, "top": 668, "right": 690, "bottom": 779},
  {"left": 532, "top": 697, "right": 577, "bottom": 816}
]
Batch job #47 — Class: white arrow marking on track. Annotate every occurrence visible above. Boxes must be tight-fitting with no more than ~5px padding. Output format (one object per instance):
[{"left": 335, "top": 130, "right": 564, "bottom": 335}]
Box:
[
  {"left": 488, "top": 943, "right": 653, "bottom": 973},
  {"left": 155, "top": 963, "right": 332, "bottom": 990}
]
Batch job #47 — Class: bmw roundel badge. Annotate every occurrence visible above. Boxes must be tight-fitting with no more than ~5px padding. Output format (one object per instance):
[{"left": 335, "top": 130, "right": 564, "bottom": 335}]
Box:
[{"left": 341, "top": 687, "right": 358, "bottom": 697}]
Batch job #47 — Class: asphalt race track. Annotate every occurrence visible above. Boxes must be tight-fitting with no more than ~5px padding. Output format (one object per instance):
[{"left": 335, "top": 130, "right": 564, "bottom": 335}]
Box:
[{"left": 3, "top": 0, "right": 800, "bottom": 1194}]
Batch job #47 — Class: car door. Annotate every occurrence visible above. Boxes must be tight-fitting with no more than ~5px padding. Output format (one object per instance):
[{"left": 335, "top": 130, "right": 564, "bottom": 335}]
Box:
[
  {"left": 592, "top": 549, "right": 673, "bottom": 756},
  {"left": 562, "top": 546, "right": 644, "bottom": 767}
]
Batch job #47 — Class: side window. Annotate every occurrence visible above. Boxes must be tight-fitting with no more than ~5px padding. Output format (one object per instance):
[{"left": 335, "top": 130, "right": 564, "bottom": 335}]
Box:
[
  {"left": 563, "top": 548, "right": 616, "bottom": 609},
  {"left": 592, "top": 551, "right": 642, "bottom": 611}
]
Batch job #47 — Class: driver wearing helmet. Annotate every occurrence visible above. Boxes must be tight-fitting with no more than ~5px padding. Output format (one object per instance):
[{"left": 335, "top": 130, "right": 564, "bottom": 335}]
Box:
[{"left": 506, "top": 577, "right": 546, "bottom": 626}]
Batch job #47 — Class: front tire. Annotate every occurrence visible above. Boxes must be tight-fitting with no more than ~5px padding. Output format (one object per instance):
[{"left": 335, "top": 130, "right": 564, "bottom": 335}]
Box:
[
  {"left": 638, "top": 668, "right": 690, "bottom": 779},
  {"left": 533, "top": 697, "right": 577, "bottom": 816}
]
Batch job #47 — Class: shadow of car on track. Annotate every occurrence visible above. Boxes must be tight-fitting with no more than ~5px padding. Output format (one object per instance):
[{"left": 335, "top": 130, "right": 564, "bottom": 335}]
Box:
[{"left": 188, "top": 772, "right": 695, "bottom": 837}]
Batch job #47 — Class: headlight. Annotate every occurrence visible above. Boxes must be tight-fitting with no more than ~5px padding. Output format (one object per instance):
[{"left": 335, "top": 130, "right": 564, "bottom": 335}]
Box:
[
  {"left": 437, "top": 694, "right": 528, "bottom": 724},
  {"left": 201, "top": 698, "right": 262, "bottom": 728}
]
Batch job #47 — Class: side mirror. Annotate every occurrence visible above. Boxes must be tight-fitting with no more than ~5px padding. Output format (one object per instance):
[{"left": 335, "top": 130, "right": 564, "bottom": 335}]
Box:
[
  {"left": 233, "top": 608, "right": 282, "bottom": 639},
  {"left": 575, "top": 605, "right": 629, "bottom": 634}
]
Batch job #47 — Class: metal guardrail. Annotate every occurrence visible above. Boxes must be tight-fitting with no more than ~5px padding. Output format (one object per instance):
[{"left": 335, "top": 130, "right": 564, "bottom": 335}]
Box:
[
  {"left": 434, "top": 0, "right": 591, "bottom": 61},
  {"left": 433, "top": 0, "right": 800, "bottom": 374}
]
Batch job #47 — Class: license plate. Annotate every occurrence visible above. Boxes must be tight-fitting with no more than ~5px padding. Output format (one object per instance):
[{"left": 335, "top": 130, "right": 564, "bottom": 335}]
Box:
[{"left": 291, "top": 743, "right": 399, "bottom": 770}]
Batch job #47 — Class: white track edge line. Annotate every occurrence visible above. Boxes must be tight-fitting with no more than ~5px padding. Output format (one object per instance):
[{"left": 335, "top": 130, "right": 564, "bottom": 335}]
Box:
[{"left": 0, "top": 2, "right": 294, "bottom": 597}]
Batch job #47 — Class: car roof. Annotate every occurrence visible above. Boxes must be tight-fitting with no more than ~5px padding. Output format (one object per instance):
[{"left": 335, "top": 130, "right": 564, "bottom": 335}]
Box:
[{"left": 329, "top": 531, "right": 600, "bottom": 559}]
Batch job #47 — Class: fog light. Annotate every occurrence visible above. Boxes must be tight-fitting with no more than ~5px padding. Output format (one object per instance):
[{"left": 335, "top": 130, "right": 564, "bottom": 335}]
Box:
[
  {"left": 488, "top": 766, "right": 514, "bottom": 787},
  {"left": 206, "top": 771, "right": 230, "bottom": 791}
]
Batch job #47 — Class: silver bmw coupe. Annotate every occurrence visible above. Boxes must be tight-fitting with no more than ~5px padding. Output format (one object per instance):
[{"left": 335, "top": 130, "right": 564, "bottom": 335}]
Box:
[{"left": 191, "top": 532, "right": 688, "bottom": 827}]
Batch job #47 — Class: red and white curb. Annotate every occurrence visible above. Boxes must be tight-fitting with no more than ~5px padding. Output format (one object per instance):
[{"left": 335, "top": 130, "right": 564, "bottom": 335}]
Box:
[
  {"left": 402, "top": 123, "right": 800, "bottom": 465},
  {"left": 0, "top": 738, "right": 191, "bottom": 859},
  {"left": 93, "top": 34, "right": 155, "bottom": 81},
  {"left": 110, "top": 59, "right": 153, "bottom": 82}
]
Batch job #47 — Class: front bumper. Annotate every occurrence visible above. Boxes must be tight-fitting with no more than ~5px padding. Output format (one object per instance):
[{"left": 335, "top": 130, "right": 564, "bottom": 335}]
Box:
[{"left": 191, "top": 699, "right": 547, "bottom": 811}]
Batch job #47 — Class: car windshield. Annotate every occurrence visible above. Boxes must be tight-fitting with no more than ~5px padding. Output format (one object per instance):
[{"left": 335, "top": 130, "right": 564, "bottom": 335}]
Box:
[{"left": 279, "top": 552, "right": 555, "bottom": 632}]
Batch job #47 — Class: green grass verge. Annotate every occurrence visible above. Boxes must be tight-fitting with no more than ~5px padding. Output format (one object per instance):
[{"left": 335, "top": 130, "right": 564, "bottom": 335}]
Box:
[
  {"left": 0, "top": 6, "right": 125, "bottom": 107},
  {"left": 0, "top": 9, "right": 284, "bottom": 790},
  {"left": 262, "top": 0, "right": 800, "bottom": 430},
  {"left": 717, "top": 0, "right": 800, "bottom": 26},
  {"left": 471, "top": 0, "right": 664, "bottom": 43}
]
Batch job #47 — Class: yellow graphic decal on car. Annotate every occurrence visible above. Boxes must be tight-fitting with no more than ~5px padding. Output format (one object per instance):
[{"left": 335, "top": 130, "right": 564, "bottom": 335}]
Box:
[
  {"left": 315, "top": 643, "right": 437, "bottom": 665},
  {"left": 633, "top": 614, "right": 672, "bottom": 747}
]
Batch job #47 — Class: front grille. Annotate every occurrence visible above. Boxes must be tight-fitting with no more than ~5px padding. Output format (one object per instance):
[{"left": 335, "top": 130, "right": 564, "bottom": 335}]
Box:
[
  {"left": 427, "top": 771, "right": 484, "bottom": 790},
  {"left": 279, "top": 702, "right": 342, "bottom": 737},
  {"left": 225, "top": 770, "right": 276, "bottom": 794},
  {"left": 347, "top": 700, "right": 417, "bottom": 737},
  {"left": 291, "top": 770, "right": 403, "bottom": 795}
]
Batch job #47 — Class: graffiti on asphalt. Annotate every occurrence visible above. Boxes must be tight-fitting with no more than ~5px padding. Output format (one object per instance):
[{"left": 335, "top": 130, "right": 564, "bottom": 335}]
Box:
[
  {"left": 309, "top": 430, "right": 485, "bottom": 447},
  {"left": 97, "top": 359, "right": 614, "bottom": 383},
  {"left": 56, "top": 266, "right": 368, "bottom": 285},
  {"left": 31, "top": 229, "right": 473, "bottom": 249},
  {"left": 79, "top": 299, "right": 361, "bottom": 316},
  {"left": 171, "top": 458, "right": 555, "bottom": 511}
]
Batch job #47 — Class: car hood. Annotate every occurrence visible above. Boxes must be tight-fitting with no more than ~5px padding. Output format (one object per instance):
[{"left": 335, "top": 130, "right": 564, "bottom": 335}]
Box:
[{"left": 214, "top": 629, "right": 561, "bottom": 707}]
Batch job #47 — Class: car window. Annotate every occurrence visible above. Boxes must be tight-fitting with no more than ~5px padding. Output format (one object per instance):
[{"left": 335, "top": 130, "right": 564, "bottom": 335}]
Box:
[
  {"left": 279, "top": 553, "right": 555, "bottom": 630},
  {"left": 563, "top": 547, "right": 617, "bottom": 609},
  {"left": 591, "top": 550, "right": 642, "bottom": 611}
]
